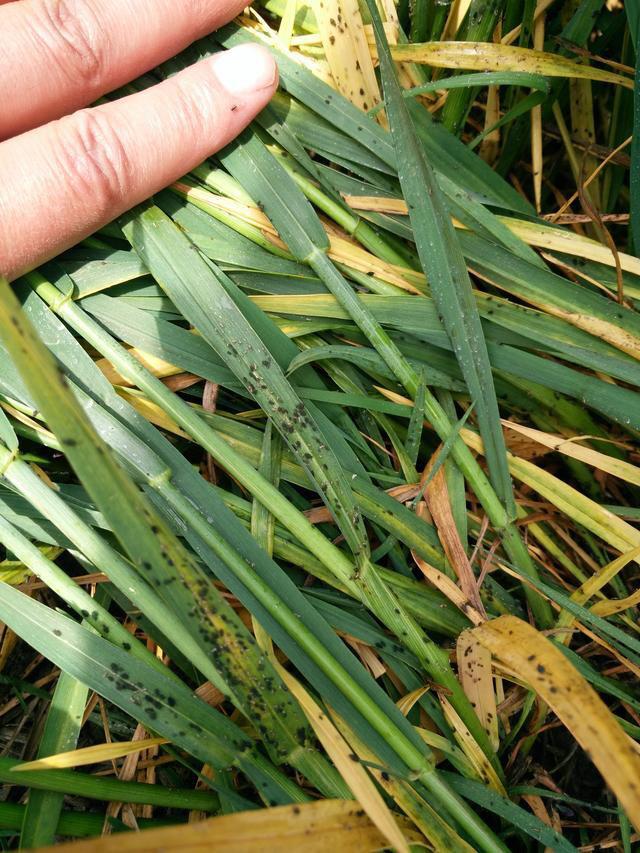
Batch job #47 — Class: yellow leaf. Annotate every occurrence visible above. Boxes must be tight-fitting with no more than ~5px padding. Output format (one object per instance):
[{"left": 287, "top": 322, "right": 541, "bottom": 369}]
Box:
[
  {"left": 518, "top": 305, "right": 640, "bottom": 361},
  {"left": 343, "top": 195, "right": 407, "bottom": 214},
  {"left": 277, "top": 667, "right": 413, "bottom": 853},
  {"left": 530, "top": 12, "right": 545, "bottom": 211},
  {"left": 384, "top": 42, "right": 633, "bottom": 90},
  {"left": 44, "top": 799, "right": 420, "bottom": 853},
  {"left": 440, "top": 697, "right": 506, "bottom": 796},
  {"left": 277, "top": 0, "right": 298, "bottom": 50},
  {"left": 12, "top": 737, "right": 168, "bottom": 772},
  {"left": 411, "top": 548, "right": 485, "bottom": 626},
  {"left": 457, "top": 631, "right": 499, "bottom": 750},
  {"left": 328, "top": 234, "right": 423, "bottom": 292},
  {"left": 413, "top": 727, "right": 475, "bottom": 776},
  {"left": 341, "top": 196, "right": 640, "bottom": 291},
  {"left": 472, "top": 616, "right": 640, "bottom": 832},
  {"left": 555, "top": 547, "right": 640, "bottom": 632},
  {"left": 371, "top": 777, "right": 474, "bottom": 853},
  {"left": 443, "top": 0, "right": 472, "bottom": 39},
  {"left": 502, "top": 0, "right": 555, "bottom": 45},
  {"left": 591, "top": 570, "right": 640, "bottom": 618},
  {"left": 0, "top": 402, "right": 54, "bottom": 444},
  {"left": 310, "top": 0, "right": 381, "bottom": 116},
  {"left": 503, "top": 451, "right": 640, "bottom": 552},
  {"left": 96, "top": 349, "right": 182, "bottom": 386},
  {"left": 506, "top": 218, "right": 640, "bottom": 293},
  {"left": 396, "top": 685, "right": 431, "bottom": 717},
  {"left": 119, "top": 391, "right": 189, "bottom": 439},
  {"left": 344, "top": 635, "right": 387, "bottom": 678},
  {"left": 500, "top": 421, "right": 640, "bottom": 488},
  {"left": 0, "top": 563, "right": 31, "bottom": 585}
]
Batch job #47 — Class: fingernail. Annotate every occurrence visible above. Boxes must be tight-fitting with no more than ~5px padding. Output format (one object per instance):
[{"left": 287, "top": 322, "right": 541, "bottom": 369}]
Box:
[{"left": 213, "top": 44, "right": 278, "bottom": 96}]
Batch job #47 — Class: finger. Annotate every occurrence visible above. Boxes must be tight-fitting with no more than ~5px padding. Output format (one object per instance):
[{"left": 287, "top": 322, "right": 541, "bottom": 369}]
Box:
[
  {"left": 0, "top": 0, "right": 249, "bottom": 139},
  {"left": 0, "top": 44, "right": 277, "bottom": 280}
]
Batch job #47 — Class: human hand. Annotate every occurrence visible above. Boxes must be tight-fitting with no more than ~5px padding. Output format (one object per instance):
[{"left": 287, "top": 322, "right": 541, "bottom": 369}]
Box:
[{"left": 0, "top": 0, "right": 278, "bottom": 280}]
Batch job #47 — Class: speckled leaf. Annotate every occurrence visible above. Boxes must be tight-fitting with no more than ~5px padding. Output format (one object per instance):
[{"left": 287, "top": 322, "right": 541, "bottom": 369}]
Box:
[{"left": 0, "top": 583, "right": 304, "bottom": 804}]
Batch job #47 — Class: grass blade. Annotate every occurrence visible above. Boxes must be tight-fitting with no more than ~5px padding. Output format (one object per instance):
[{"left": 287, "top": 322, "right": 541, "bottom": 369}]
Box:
[
  {"left": 366, "top": 0, "right": 514, "bottom": 515},
  {"left": 19, "top": 671, "right": 89, "bottom": 848}
]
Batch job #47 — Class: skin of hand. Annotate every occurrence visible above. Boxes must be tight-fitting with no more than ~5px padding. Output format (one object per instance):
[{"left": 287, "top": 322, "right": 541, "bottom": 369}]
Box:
[{"left": 0, "top": 0, "right": 278, "bottom": 280}]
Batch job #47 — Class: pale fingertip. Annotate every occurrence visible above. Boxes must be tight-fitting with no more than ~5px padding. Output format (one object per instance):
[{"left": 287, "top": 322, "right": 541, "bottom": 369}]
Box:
[{"left": 210, "top": 44, "right": 278, "bottom": 98}]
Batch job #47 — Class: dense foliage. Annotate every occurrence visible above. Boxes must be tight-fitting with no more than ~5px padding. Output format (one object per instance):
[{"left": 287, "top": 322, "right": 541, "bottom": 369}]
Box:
[{"left": 0, "top": 0, "right": 639, "bottom": 849}]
